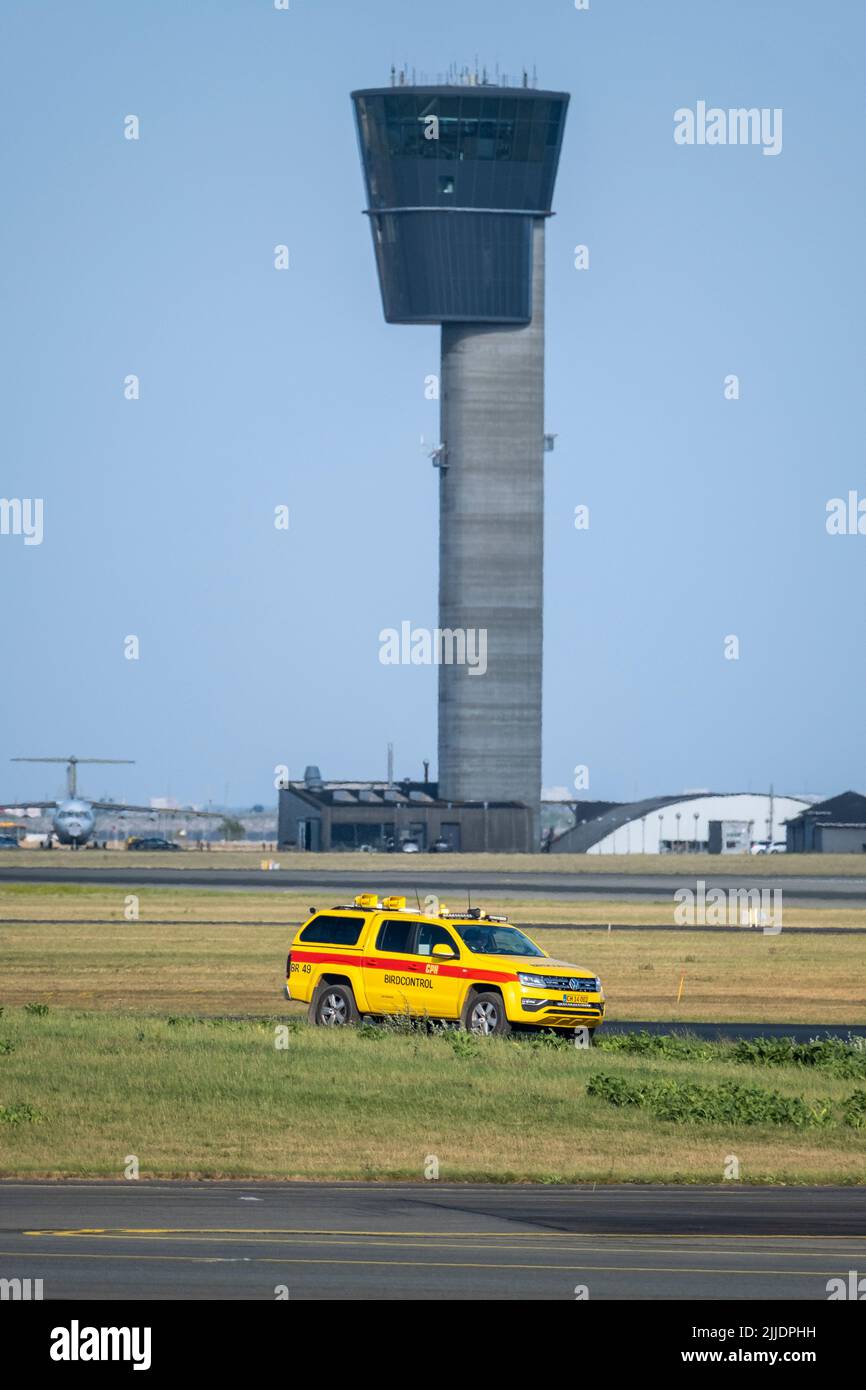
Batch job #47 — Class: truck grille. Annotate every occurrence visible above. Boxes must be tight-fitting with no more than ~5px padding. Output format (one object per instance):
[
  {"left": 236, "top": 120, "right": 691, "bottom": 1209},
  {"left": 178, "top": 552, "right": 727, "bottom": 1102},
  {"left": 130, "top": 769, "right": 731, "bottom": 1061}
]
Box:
[{"left": 542, "top": 975, "right": 599, "bottom": 992}]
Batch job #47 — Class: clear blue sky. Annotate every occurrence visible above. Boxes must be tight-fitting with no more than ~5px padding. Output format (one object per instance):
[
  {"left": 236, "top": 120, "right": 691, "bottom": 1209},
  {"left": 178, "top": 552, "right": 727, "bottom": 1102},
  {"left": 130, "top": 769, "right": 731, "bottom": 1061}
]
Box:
[{"left": 1, "top": 0, "right": 863, "bottom": 807}]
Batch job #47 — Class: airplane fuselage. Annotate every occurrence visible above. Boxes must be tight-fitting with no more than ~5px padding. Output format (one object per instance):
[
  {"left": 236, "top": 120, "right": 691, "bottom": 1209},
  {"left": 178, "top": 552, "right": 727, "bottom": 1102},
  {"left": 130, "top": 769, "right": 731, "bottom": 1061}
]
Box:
[{"left": 52, "top": 799, "right": 96, "bottom": 846}]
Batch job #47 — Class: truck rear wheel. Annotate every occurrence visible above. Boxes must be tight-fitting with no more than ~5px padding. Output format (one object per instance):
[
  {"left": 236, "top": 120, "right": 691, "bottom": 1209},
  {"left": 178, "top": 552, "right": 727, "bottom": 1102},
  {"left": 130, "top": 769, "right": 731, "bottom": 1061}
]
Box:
[
  {"left": 464, "top": 991, "right": 511, "bottom": 1037},
  {"left": 311, "top": 983, "right": 359, "bottom": 1028}
]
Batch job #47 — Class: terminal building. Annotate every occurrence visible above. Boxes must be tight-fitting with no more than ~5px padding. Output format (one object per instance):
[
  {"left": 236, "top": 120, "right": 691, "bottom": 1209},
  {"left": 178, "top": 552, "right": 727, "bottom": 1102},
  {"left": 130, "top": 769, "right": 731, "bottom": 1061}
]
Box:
[{"left": 277, "top": 767, "right": 532, "bottom": 853}]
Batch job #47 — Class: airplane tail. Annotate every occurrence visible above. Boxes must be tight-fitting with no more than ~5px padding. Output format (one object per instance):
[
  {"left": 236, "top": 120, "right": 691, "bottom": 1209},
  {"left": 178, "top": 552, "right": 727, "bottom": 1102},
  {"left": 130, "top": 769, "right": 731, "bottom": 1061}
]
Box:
[{"left": 12, "top": 756, "right": 135, "bottom": 798}]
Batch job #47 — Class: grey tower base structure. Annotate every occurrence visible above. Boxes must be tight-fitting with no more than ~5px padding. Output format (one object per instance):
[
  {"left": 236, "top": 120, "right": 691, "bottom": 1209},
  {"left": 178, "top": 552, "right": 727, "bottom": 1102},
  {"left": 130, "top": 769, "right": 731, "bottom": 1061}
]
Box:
[
  {"left": 438, "top": 220, "right": 545, "bottom": 832},
  {"left": 352, "top": 83, "right": 569, "bottom": 846}
]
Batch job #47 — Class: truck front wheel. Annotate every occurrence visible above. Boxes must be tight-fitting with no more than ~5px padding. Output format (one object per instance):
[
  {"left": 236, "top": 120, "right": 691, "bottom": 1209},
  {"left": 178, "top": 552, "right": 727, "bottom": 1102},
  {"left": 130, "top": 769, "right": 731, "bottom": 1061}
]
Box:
[
  {"left": 464, "top": 991, "right": 511, "bottom": 1037},
  {"left": 311, "top": 983, "right": 360, "bottom": 1028}
]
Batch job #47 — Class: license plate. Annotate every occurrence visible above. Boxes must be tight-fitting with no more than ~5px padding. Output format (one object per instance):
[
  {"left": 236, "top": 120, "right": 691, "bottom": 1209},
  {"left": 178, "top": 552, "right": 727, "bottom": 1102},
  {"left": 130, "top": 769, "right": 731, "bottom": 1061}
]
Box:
[{"left": 563, "top": 993, "right": 590, "bottom": 1005}]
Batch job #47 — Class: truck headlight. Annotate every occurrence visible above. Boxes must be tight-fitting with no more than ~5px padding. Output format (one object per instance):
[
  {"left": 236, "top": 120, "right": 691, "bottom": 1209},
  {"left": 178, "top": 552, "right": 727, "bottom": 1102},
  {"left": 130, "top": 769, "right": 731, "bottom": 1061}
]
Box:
[{"left": 517, "top": 972, "right": 547, "bottom": 988}]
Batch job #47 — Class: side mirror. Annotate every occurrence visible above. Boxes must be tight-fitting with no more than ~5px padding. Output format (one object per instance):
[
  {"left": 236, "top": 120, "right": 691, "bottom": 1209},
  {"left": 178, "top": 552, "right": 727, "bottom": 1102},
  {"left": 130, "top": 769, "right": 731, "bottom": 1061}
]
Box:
[{"left": 432, "top": 942, "right": 457, "bottom": 959}]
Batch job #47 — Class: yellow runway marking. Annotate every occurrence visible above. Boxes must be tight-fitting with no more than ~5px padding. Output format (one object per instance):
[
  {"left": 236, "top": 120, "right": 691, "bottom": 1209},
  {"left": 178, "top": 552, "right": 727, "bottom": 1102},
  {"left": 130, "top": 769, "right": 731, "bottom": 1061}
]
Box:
[
  {"left": 8, "top": 1183, "right": 864, "bottom": 1200},
  {"left": 19, "top": 1230, "right": 861, "bottom": 1260},
  {"left": 23, "top": 1234, "right": 866, "bottom": 1245}
]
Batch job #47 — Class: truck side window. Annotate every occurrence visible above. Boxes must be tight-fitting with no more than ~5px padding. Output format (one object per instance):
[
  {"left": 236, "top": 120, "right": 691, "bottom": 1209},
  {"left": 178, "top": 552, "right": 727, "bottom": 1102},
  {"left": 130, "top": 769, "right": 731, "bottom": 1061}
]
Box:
[
  {"left": 299, "top": 915, "right": 364, "bottom": 946},
  {"left": 416, "top": 923, "right": 458, "bottom": 956},
  {"left": 376, "top": 918, "right": 416, "bottom": 954}
]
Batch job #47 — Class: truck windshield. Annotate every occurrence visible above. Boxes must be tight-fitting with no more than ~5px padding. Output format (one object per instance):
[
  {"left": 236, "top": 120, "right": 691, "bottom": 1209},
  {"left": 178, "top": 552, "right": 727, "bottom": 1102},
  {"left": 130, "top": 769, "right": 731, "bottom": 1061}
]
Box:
[{"left": 454, "top": 924, "right": 545, "bottom": 957}]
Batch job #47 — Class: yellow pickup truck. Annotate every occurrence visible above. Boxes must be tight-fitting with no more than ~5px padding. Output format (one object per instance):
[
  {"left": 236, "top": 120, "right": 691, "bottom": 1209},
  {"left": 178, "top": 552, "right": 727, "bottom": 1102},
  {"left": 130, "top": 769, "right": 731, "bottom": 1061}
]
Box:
[{"left": 285, "top": 893, "right": 604, "bottom": 1037}]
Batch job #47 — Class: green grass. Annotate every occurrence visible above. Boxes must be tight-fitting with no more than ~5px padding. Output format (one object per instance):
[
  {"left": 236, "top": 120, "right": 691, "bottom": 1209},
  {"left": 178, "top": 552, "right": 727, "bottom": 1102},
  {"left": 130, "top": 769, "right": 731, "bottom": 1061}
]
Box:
[
  {"left": 586, "top": 1073, "right": 837, "bottom": 1128},
  {"left": 4, "top": 887, "right": 864, "bottom": 1023},
  {"left": 597, "top": 1030, "right": 866, "bottom": 1077},
  {"left": 0, "top": 1008, "right": 864, "bottom": 1183}
]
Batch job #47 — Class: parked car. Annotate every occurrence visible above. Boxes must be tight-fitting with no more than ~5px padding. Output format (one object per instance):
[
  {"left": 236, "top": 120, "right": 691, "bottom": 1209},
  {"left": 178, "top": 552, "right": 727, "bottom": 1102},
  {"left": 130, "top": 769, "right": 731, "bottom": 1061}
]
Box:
[
  {"left": 127, "top": 836, "right": 182, "bottom": 851},
  {"left": 0, "top": 835, "right": 20, "bottom": 850}
]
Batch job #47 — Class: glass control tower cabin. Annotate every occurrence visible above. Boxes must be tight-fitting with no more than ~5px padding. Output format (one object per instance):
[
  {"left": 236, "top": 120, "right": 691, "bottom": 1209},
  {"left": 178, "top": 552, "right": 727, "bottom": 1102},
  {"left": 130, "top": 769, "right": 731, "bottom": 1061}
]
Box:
[{"left": 352, "top": 78, "right": 569, "bottom": 846}]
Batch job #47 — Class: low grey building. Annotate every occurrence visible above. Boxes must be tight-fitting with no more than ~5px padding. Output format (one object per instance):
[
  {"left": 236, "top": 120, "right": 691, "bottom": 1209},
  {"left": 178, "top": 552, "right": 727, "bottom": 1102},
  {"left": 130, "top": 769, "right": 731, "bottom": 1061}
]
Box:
[
  {"left": 785, "top": 791, "right": 866, "bottom": 853},
  {"left": 707, "top": 819, "right": 752, "bottom": 855},
  {"left": 277, "top": 770, "right": 531, "bottom": 853}
]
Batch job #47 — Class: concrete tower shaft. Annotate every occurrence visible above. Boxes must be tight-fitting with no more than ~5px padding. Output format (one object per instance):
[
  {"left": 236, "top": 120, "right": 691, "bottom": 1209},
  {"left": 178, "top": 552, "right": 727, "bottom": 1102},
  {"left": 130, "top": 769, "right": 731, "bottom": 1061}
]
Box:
[{"left": 438, "top": 220, "right": 545, "bottom": 835}]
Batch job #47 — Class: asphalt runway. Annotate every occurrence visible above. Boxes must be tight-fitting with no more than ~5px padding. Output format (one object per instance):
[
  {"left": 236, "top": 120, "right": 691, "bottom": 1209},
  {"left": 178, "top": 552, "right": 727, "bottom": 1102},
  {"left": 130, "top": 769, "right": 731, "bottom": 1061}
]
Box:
[
  {"left": 2, "top": 1182, "right": 864, "bottom": 1300},
  {"left": 2, "top": 864, "right": 866, "bottom": 905},
  {"left": 603, "top": 1021, "right": 866, "bottom": 1041}
]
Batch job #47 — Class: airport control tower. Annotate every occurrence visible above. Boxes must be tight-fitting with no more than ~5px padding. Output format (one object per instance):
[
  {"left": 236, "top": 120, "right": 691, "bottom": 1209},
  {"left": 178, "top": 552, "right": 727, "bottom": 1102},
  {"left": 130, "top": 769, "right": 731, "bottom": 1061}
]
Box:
[{"left": 352, "top": 74, "right": 569, "bottom": 844}]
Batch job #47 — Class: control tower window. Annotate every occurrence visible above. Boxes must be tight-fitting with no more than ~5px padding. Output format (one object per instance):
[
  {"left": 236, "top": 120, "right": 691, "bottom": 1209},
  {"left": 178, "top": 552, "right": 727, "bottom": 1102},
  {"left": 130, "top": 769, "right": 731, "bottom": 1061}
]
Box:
[
  {"left": 375, "top": 93, "right": 564, "bottom": 167},
  {"left": 495, "top": 121, "right": 514, "bottom": 159},
  {"left": 477, "top": 119, "right": 497, "bottom": 158},
  {"left": 511, "top": 116, "right": 532, "bottom": 161},
  {"left": 438, "top": 116, "right": 459, "bottom": 160}
]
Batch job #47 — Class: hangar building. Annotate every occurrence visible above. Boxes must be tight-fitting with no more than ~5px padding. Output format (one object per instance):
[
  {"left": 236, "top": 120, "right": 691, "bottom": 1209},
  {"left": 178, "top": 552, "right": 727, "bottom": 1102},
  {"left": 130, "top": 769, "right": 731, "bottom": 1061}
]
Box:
[
  {"left": 785, "top": 791, "right": 866, "bottom": 853},
  {"left": 547, "top": 792, "right": 813, "bottom": 854}
]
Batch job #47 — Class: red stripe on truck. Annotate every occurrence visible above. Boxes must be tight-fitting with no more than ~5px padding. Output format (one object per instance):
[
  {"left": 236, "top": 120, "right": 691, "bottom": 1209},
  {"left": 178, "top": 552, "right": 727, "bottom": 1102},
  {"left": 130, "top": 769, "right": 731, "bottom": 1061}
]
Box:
[{"left": 290, "top": 947, "right": 517, "bottom": 984}]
